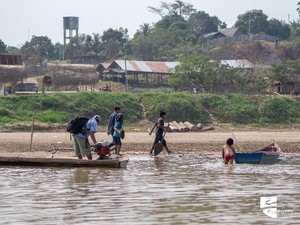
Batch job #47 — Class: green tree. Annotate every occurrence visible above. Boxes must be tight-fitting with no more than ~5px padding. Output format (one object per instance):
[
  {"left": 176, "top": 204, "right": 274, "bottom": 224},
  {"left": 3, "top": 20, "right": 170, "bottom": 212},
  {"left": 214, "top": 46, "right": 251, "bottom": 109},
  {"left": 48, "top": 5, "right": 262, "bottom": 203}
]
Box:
[
  {"left": 0, "top": 39, "right": 7, "bottom": 52},
  {"left": 267, "top": 18, "right": 290, "bottom": 39},
  {"left": 171, "top": 55, "right": 236, "bottom": 93},
  {"left": 6, "top": 46, "right": 19, "bottom": 54},
  {"left": 234, "top": 10, "right": 269, "bottom": 35},
  {"left": 20, "top": 36, "right": 54, "bottom": 65},
  {"left": 84, "top": 34, "right": 94, "bottom": 53},
  {"left": 65, "top": 34, "right": 86, "bottom": 60},
  {"left": 188, "top": 11, "right": 222, "bottom": 37},
  {"left": 53, "top": 42, "right": 64, "bottom": 60},
  {"left": 101, "top": 28, "right": 129, "bottom": 60},
  {"left": 148, "top": 0, "right": 195, "bottom": 17},
  {"left": 91, "top": 33, "right": 102, "bottom": 56},
  {"left": 170, "top": 0, "right": 195, "bottom": 17},
  {"left": 290, "top": 21, "right": 300, "bottom": 38},
  {"left": 148, "top": 1, "right": 172, "bottom": 17},
  {"left": 132, "top": 39, "right": 157, "bottom": 60},
  {"left": 236, "top": 66, "right": 273, "bottom": 94},
  {"left": 155, "top": 14, "right": 185, "bottom": 30},
  {"left": 64, "top": 33, "right": 102, "bottom": 60},
  {"left": 272, "top": 60, "right": 300, "bottom": 85},
  {"left": 138, "top": 23, "right": 151, "bottom": 38}
]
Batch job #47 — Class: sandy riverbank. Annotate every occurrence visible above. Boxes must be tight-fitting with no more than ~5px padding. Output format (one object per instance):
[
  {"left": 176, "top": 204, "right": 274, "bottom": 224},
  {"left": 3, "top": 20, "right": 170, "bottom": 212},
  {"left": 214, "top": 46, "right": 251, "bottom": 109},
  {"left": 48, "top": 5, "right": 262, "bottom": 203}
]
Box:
[{"left": 0, "top": 131, "right": 299, "bottom": 158}]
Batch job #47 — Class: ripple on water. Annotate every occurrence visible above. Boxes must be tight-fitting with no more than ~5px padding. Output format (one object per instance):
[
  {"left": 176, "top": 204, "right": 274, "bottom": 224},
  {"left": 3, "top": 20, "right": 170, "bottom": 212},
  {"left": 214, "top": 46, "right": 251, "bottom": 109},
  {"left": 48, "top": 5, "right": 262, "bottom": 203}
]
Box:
[{"left": 0, "top": 154, "right": 299, "bottom": 224}]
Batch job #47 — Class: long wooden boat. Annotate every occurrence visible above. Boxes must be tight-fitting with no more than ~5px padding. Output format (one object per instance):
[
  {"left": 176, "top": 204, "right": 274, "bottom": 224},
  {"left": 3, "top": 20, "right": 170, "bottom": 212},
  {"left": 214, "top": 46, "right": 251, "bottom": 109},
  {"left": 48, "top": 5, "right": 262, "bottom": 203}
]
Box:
[
  {"left": 235, "top": 143, "right": 281, "bottom": 164},
  {"left": 0, "top": 156, "right": 128, "bottom": 168}
]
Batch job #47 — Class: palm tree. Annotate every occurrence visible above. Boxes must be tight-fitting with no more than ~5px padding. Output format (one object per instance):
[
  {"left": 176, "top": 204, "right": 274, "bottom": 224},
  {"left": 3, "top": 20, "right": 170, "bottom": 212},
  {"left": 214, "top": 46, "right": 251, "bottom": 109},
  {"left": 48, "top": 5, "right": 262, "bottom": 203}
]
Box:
[
  {"left": 171, "top": 0, "right": 185, "bottom": 15},
  {"left": 171, "top": 0, "right": 195, "bottom": 16},
  {"left": 139, "top": 23, "right": 151, "bottom": 37},
  {"left": 92, "top": 33, "right": 101, "bottom": 55},
  {"left": 148, "top": 0, "right": 195, "bottom": 17}
]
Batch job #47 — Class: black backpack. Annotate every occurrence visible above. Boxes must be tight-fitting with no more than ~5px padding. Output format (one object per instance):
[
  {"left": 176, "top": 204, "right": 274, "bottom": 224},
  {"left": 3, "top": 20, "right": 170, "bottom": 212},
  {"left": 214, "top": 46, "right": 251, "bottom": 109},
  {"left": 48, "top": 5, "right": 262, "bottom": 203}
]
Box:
[{"left": 66, "top": 117, "right": 89, "bottom": 134}]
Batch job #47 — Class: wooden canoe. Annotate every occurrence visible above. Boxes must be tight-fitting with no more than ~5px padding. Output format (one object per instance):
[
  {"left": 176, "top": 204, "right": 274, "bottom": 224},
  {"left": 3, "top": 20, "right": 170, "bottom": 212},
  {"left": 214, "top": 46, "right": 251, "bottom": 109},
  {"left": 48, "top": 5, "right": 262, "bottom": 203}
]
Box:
[{"left": 0, "top": 156, "right": 128, "bottom": 168}]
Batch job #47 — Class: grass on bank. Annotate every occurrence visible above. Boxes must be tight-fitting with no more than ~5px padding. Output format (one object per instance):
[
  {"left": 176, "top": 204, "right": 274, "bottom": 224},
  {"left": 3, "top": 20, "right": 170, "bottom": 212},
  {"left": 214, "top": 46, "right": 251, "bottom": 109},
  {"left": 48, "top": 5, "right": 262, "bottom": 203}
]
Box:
[{"left": 0, "top": 92, "right": 299, "bottom": 131}]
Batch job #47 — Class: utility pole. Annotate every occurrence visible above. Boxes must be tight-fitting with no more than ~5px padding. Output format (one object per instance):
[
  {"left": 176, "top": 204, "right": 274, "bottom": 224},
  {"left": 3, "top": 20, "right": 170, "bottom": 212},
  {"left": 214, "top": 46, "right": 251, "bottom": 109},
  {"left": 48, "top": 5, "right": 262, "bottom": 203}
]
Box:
[
  {"left": 248, "top": 16, "right": 251, "bottom": 38},
  {"left": 125, "top": 60, "right": 129, "bottom": 92}
]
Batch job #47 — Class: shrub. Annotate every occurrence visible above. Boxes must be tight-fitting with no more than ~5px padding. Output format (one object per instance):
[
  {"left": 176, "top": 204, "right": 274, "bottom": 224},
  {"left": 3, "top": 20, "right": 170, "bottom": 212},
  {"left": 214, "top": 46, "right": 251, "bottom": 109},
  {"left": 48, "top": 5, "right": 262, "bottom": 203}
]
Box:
[
  {"left": 0, "top": 107, "right": 10, "bottom": 117},
  {"left": 198, "top": 94, "right": 227, "bottom": 122},
  {"left": 260, "top": 96, "right": 300, "bottom": 123},
  {"left": 224, "top": 94, "right": 258, "bottom": 124},
  {"left": 36, "top": 110, "right": 69, "bottom": 123},
  {"left": 140, "top": 93, "right": 209, "bottom": 123}
]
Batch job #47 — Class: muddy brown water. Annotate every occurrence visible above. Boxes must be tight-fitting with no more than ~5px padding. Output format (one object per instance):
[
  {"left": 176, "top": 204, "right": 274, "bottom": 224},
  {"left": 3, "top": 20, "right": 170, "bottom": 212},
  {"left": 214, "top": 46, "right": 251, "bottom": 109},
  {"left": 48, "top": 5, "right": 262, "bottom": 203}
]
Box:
[{"left": 0, "top": 154, "right": 299, "bottom": 225}]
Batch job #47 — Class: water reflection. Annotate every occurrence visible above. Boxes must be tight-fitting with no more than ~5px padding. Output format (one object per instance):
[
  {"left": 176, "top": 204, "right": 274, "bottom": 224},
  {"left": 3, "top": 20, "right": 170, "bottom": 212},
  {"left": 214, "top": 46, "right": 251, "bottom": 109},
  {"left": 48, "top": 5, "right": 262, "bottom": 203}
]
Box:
[
  {"left": 70, "top": 168, "right": 90, "bottom": 183},
  {"left": 0, "top": 154, "right": 299, "bottom": 224}
]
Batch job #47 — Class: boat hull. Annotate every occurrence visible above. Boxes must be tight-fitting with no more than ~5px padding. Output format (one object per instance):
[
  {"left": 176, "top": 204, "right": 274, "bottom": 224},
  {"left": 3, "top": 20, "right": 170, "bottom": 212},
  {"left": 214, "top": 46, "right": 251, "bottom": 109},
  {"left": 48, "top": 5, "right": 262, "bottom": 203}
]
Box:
[
  {"left": 0, "top": 156, "right": 128, "bottom": 168},
  {"left": 235, "top": 153, "right": 280, "bottom": 164}
]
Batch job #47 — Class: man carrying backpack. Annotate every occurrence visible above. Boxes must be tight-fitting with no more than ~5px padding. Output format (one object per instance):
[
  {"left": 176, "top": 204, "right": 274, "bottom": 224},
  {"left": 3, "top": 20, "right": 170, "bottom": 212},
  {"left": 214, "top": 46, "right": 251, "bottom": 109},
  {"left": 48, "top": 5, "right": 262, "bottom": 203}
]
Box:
[{"left": 73, "top": 115, "right": 101, "bottom": 160}]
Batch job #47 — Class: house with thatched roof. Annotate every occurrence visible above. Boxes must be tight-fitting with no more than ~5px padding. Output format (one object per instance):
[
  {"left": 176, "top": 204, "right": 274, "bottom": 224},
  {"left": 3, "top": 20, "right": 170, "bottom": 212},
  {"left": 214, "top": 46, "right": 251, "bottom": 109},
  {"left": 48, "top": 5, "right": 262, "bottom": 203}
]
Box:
[
  {"left": 218, "top": 28, "right": 242, "bottom": 38},
  {"left": 202, "top": 28, "right": 242, "bottom": 40},
  {"left": 45, "top": 63, "right": 99, "bottom": 90},
  {"left": 0, "top": 53, "right": 26, "bottom": 95}
]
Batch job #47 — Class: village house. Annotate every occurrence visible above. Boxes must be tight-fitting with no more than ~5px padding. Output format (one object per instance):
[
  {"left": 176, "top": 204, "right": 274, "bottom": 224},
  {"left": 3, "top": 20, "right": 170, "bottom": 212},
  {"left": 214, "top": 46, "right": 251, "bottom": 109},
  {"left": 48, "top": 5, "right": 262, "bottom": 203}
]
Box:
[{"left": 97, "top": 60, "right": 180, "bottom": 87}]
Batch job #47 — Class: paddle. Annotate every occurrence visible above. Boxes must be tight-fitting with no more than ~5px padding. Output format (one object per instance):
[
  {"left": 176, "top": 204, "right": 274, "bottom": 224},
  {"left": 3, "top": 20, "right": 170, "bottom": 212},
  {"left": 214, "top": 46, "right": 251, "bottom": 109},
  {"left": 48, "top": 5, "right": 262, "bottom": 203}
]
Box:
[
  {"left": 229, "top": 127, "right": 242, "bottom": 151},
  {"left": 153, "top": 130, "right": 167, "bottom": 156},
  {"left": 120, "top": 130, "right": 125, "bottom": 139}
]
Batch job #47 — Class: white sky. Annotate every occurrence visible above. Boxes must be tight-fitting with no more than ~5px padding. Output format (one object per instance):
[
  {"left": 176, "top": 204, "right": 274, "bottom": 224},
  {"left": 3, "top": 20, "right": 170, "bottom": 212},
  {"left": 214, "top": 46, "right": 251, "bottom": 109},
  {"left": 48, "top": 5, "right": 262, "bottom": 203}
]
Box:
[{"left": 0, "top": 0, "right": 299, "bottom": 47}]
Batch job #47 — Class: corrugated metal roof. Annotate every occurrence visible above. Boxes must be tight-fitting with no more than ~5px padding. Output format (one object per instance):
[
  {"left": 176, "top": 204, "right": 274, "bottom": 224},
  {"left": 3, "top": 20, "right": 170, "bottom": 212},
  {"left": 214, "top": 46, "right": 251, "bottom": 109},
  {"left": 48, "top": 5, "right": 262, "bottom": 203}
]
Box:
[
  {"left": 106, "top": 59, "right": 253, "bottom": 74},
  {"left": 111, "top": 60, "right": 180, "bottom": 74},
  {"left": 220, "top": 59, "right": 254, "bottom": 69}
]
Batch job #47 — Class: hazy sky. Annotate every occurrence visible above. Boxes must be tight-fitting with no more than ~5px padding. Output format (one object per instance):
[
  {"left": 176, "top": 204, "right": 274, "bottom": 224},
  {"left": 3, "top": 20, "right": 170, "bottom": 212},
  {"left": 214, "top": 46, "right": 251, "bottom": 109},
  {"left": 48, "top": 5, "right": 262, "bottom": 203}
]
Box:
[{"left": 1, "top": 0, "right": 299, "bottom": 47}]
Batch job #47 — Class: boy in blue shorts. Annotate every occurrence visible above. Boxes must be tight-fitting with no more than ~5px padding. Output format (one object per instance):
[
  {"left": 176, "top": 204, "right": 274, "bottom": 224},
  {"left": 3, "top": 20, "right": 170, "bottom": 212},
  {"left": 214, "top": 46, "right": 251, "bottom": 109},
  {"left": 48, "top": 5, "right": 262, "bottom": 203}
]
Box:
[{"left": 113, "top": 113, "right": 124, "bottom": 156}]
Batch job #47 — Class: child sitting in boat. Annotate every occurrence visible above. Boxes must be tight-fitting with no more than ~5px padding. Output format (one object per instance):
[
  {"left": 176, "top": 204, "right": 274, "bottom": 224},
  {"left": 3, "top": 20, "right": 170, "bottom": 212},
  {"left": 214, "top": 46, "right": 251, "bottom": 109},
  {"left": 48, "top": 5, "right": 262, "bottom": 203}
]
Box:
[{"left": 222, "top": 138, "right": 236, "bottom": 165}]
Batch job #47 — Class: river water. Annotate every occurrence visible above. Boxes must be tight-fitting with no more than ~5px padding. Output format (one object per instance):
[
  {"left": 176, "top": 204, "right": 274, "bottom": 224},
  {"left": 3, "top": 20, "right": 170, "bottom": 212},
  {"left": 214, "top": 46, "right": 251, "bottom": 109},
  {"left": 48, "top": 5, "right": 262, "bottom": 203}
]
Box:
[{"left": 0, "top": 154, "right": 299, "bottom": 225}]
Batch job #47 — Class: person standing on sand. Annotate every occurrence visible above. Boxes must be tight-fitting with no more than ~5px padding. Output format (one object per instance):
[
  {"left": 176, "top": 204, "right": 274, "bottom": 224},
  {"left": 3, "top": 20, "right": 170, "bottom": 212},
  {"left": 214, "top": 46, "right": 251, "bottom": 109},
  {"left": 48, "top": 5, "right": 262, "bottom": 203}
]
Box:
[
  {"left": 73, "top": 115, "right": 100, "bottom": 160},
  {"left": 149, "top": 111, "right": 171, "bottom": 155},
  {"left": 222, "top": 138, "right": 236, "bottom": 165},
  {"left": 107, "top": 107, "right": 121, "bottom": 152}
]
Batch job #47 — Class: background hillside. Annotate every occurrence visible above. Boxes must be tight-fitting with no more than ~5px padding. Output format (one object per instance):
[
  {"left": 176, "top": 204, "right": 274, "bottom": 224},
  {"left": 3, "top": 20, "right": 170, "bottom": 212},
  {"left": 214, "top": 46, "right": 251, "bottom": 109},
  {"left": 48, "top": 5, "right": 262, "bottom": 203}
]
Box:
[{"left": 209, "top": 40, "right": 300, "bottom": 64}]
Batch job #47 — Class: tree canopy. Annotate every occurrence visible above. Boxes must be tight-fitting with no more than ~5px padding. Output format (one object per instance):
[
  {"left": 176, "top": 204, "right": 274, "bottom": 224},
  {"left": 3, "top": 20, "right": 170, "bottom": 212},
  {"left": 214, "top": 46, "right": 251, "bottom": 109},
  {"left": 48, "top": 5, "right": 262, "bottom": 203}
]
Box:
[
  {"left": 171, "top": 55, "right": 239, "bottom": 93},
  {"left": 235, "top": 10, "right": 269, "bottom": 35},
  {"left": 234, "top": 9, "right": 292, "bottom": 39},
  {"left": 20, "top": 36, "right": 54, "bottom": 65},
  {"left": 0, "top": 39, "right": 7, "bottom": 53},
  {"left": 272, "top": 60, "right": 300, "bottom": 84},
  {"left": 3, "top": 0, "right": 297, "bottom": 65}
]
